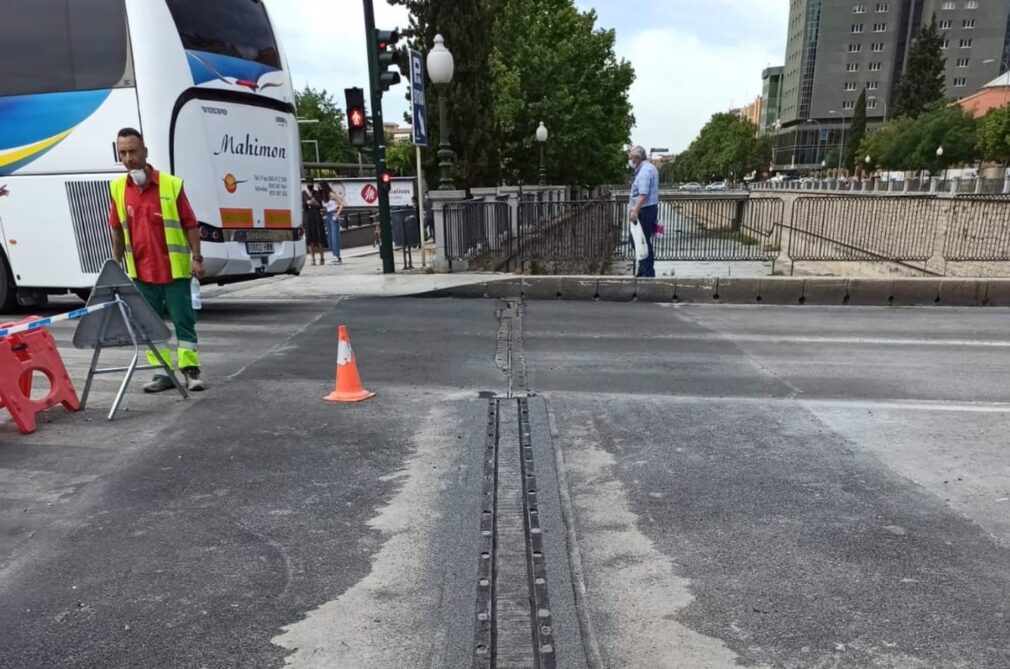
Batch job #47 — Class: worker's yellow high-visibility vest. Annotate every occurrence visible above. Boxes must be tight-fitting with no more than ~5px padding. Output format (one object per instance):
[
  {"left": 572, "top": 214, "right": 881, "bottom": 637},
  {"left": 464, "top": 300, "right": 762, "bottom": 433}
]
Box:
[{"left": 110, "top": 173, "right": 191, "bottom": 280}]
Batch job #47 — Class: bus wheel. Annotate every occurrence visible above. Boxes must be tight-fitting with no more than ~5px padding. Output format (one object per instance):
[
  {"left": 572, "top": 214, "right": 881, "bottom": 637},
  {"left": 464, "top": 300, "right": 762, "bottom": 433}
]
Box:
[{"left": 0, "top": 253, "right": 15, "bottom": 313}]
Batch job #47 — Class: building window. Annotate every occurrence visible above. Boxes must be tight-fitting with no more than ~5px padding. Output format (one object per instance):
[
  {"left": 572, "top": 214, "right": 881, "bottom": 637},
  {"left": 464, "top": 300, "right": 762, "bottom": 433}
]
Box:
[
  {"left": 960, "top": 38, "right": 974, "bottom": 48},
  {"left": 873, "top": 22, "right": 887, "bottom": 31},
  {"left": 842, "top": 100, "right": 856, "bottom": 110},
  {"left": 941, "top": 0, "right": 955, "bottom": 8},
  {"left": 849, "top": 43, "right": 863, "bottom": 52},
  {"left": 965, "top": 0, "right": 978, "bottom": 8},
  {"left": 963, "top": 19, "right": 976, "bottom": 28},
  {"left": 852, "top": 23, "right": 864, "bottom": 32},
  {"left": 953, "top": 77, "right": 967, "bottom": 87},
  {"left": 853, "top": 4, "right": 866, "bottom": 13},
  {"left": 845, "top": 82, "right": 858, "bottom": 91},
  {"left": 876, "top": 2, "right": 889, "bottom": 11},
  {"left": 847, "top": 62, "right": 860, "bottom": 72},
  {"left": 867, "top": 81, "right": 879, "bottom": 90},
  {"left": 872, "top": 42, "right": 885, "bottom": 51},
  {"left": 956, "top": 57, "right": 970, "bottom": 67},
  {"left": 942, "top": 39, "right": 950, "bottom": 49},
  {"left": 869, "top": 62, "right": 882, "bottom": 71},
  {"left": 939, "top": 19, "right": 952, "bottom": 29},
  {"left": 868, "top": 99, "right": 878, "bottom": 109}
]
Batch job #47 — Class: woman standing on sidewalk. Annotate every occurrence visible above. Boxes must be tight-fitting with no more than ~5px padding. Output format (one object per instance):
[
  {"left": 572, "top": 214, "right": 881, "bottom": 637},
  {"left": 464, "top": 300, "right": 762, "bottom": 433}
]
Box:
[
  {"left": 324, "top": 182, "right": 345, "bottom": 264},
  {"left": 302, "top": 179, "right": 326, "bottom": 266}
]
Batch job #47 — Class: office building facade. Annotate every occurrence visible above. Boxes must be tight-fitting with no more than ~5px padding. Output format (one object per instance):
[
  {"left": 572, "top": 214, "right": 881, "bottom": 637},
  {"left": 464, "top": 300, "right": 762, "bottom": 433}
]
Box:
[
  {"left": 774, "top": 0, "right": 1010, "bottom": 169},
  {"left": 761, "top": 66, "right": 785, "bottom": 133}
]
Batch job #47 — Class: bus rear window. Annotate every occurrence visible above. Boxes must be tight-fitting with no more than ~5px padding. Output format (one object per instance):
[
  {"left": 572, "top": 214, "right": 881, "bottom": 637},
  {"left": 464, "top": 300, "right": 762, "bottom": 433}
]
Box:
[
  {"left": 0, "top": 0, "right": 128, "bottom": 97},
  {"left": 166, "top": 0, "right": 282, "bottom": 70}
]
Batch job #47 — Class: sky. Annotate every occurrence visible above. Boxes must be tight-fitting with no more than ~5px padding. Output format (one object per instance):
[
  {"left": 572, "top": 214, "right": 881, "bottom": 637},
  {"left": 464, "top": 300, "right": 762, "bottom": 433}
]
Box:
[{"left": 264, "top": 0, "right": 789, "bottom": 154}]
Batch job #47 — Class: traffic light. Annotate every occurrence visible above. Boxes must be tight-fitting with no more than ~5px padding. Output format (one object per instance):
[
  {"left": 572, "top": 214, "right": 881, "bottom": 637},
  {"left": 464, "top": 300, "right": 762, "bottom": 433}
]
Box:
[
  {"left": 344, "top": 87, "right": 367, "bottom": 147},
  {"left": 373, "top": 29, "right": 401, "bottom": 94},
  {"left": 380, "top": 170, "right": 393, "bottom": 189}
]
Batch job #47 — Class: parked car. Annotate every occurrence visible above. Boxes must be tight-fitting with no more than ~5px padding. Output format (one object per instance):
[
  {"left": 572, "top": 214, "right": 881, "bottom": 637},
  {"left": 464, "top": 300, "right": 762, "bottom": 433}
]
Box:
[
  {"left": 679, "top": 182, "right": 702, "bottom": 191},
  {"left": 705, "top": 182, "right": 728, "bottom": 191}
]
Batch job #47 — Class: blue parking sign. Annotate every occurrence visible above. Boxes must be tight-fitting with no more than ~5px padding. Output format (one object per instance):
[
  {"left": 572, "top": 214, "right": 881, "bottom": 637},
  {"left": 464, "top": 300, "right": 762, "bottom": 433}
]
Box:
[{"left": 409, "top": 49, "right": 428, "bottom": 147}]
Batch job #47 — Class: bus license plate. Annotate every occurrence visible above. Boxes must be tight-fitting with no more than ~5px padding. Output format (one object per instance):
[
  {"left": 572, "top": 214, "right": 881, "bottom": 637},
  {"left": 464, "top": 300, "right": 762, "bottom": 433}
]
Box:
[{"left": 246, "top": 242, "right": 274, "bottom": 256}]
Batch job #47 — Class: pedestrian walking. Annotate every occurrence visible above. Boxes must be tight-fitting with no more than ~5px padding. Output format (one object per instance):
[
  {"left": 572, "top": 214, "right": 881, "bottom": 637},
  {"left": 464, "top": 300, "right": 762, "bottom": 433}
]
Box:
[
  {"left": 302, "top": 178, "right": 326, "bottom": 266},
  {"left": 423, "top": 197, "right": 434, "bottom": 241},
  {"left": 628, "top": 145, "right": 660, "bottom": 278},
  {"left": 324, "top": 182, "right": 345, "bottom": 264},
  {"left": 107, "top": 127, "right": 205, "bottom": 392}
]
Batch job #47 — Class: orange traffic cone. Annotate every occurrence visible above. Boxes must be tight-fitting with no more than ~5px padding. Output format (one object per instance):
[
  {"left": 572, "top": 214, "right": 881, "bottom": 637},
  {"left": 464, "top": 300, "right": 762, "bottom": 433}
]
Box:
[{"left": 324, "top": 326, "right": 376, "bottom": 403}]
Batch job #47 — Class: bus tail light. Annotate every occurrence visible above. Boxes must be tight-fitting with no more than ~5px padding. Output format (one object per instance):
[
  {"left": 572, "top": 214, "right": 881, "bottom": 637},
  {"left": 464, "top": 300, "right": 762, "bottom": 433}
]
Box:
[{"left": 198, "top": 223, "right": 224, "bottom": 243}]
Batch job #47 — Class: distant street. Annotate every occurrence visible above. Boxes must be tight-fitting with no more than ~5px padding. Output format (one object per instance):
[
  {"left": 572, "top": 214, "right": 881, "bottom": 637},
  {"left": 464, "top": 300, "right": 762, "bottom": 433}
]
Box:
[{"left": 1, "top": 293, "right": 1009, "bottom": 668}]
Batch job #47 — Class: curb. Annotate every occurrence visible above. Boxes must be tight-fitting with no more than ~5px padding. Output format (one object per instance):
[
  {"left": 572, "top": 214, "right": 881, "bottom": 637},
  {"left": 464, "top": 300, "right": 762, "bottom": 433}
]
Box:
[{"left": 419, "top": 276, "right": 1010, "bottom": 307}]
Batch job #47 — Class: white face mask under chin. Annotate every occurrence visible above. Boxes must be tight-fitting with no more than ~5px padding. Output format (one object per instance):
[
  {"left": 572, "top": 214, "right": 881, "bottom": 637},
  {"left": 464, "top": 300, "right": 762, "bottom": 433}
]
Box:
[{"left": 130, "top": 169, "right": 148, "bottom": 187}]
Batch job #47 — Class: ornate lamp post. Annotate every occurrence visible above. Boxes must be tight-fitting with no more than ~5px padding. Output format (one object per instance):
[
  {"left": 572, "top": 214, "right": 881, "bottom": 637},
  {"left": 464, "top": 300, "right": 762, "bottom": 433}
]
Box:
[
  {"left": 427, "top": 35, "right": 455, "bottom": 190},
  {"left": 536, "top": 122, "right": 548, "bottom": 185}
]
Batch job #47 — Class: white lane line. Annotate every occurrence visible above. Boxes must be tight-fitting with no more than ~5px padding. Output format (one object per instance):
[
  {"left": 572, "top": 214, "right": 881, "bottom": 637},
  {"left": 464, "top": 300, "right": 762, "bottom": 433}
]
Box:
[{"left": 525, "top": 331, "right": 1010, "bottom": 348}]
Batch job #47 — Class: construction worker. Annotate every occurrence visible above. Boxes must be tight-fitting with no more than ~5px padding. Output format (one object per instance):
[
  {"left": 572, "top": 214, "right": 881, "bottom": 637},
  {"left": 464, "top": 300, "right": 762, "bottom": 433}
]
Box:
[{"left": 108, "top": 128, "right": 206, "bottom": 392}]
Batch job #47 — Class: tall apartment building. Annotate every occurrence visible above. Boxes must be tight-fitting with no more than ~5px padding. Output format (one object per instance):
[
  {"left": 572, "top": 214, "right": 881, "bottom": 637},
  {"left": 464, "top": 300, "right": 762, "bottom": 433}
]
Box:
[
  {"left": 774, "top": 0, "right": 1010, "bottom": 169},
  {"left": 760, "top": 66, "right": 785, "bottom": 133}
]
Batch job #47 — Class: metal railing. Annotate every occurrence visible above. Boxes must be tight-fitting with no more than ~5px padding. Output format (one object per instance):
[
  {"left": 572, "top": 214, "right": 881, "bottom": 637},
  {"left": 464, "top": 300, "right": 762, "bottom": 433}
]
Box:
[
  {"left": 436, "top": 192, "right": 1010, "bottom": 276},
  {"left": 442, "top": 200, "right": 512, "bottom": 270},
  {"left": 788, "top": 196, "right": 940, "bottom": 263},
  {"left": 516, "top": 201, "right": 621, "bottom": 274},
  {"left": 944, "top": 197, "right": 1010, "bottom": 261},
  {"left": 645, "top": 197, "right": 783, "bottom": 262}
]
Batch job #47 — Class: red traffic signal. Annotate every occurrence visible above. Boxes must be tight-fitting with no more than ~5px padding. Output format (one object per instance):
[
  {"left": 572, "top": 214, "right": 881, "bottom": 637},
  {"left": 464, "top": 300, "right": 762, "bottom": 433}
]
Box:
[
  {"left": 344, "top": 87, "right": 368, "bottom": 148},
  {"left": 381, "top": 171, "right": 393, "bottom": 188}
]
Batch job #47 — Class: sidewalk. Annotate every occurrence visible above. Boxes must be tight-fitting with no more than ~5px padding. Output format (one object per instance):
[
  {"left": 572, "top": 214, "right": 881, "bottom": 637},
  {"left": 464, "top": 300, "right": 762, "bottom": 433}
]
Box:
[{"left": 201, "top": 243, "right": 515, "bottom": 300}]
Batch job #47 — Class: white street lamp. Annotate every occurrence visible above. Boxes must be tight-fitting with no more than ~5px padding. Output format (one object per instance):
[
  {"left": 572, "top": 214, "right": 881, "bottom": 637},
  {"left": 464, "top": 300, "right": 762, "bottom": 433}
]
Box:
[
  {"left": 867, "top": 95, "right": 888, "bottom": 122},
  {"left": 536, "top": 122, "right": 548, "bottom": 185},
  {"left": 427, "top": 35, "right": 456, "bottom": 189}
]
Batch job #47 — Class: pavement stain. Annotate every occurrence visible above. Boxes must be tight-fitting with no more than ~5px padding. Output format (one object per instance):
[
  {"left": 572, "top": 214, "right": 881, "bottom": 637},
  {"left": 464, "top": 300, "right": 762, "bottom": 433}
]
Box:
[
  {"left": 271, "top": 403, "right": 464, "bottom": 668},
  {"left": 558, "top": 408, "right": 757, "bottom": 669}
]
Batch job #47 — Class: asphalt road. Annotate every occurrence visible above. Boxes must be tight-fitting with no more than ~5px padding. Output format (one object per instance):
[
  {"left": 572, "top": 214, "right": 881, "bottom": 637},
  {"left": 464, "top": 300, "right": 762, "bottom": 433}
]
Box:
[{"left": 1, "top": 298, "right": 1008, "bottom": 668}]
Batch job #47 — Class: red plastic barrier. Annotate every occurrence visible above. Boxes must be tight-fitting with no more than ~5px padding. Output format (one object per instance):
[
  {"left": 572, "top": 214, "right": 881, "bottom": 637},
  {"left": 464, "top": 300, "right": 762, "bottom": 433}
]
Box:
[{"left": 0, "top": 317, "right": 80, "bottom": 435}]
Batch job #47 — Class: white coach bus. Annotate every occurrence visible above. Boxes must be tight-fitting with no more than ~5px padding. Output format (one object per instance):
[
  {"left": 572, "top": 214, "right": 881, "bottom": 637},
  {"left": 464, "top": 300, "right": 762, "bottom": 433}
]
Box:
[{"left": 0, "top": 0, "right": 305, "bottom": 309}]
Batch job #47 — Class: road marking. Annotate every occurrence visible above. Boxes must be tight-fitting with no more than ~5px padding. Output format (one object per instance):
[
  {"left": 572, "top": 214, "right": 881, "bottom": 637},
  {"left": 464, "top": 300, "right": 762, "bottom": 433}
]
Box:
[{"left": 525, "top": 330, "right": 1010, "bottom": 348}]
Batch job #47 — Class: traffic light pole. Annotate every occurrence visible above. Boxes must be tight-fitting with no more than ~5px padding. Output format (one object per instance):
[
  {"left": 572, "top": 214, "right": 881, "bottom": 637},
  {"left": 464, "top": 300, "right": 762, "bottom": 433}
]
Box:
[{"left": 362, "top": 0, "right": 395, "bottom": 274}]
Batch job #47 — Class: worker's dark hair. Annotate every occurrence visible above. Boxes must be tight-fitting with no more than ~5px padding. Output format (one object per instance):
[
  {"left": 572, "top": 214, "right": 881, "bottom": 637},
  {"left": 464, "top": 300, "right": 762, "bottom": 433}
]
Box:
[{"left": 117, "top": 127, "right": 144, "bottom": 144}]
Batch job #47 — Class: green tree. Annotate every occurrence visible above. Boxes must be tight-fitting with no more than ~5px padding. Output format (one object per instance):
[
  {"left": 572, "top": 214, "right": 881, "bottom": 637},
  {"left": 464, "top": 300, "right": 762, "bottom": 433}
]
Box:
[
  {"left": 294, "top": 86, "right": 356, "bottom": 164},
  {"left": 859, "top": 105, "right": 977, "bottom": 171},
  {"left": 671, "top": 113, "right": 764, "bottom": 182},
  {"left": 892, "top": 15, "right": 947, "bottom": 119},
  {"left": 389, "top": 0, "right": 499, "bottom": 189},
  {"left": 844, "top": 90, "right": 867, "bottom": 173},
  {"left": 977, "top": 106, "right": 1010, "bottom": 164},
  {"left": 386, "top": 140, "right": 417, "bottom": 175},
  {"left": 490, "top": 0, "right": 635, "bottom": 186}
]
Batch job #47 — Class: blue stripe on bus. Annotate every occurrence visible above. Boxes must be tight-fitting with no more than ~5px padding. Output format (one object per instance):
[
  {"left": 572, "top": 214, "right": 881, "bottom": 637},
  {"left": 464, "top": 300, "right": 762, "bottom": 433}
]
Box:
[{"left": 0, "top": 89, "right": 112, "bottom": 152}]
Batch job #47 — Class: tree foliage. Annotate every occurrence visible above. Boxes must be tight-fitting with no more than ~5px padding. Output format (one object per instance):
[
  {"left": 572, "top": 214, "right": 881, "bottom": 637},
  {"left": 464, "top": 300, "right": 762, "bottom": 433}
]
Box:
[
  {"left": 844, "top": 90, "right": 867, "bottom": 172},
  {"left": 669, "top": 114, "right": 765, "bottom": 182},
  {"left": 490, "top": 0, "right": 635, "bottom": 186},
  {"left": 977, "top": 106, "right": 1010, "bottom": 164},
  {"left": 859, "top": 105, "right": 977, "bottom": 171},
  {"left": 892, "top": 15, "right": 947, "bottom": 119},
  {"left": 294, "top": 86, "right": 356, "bottom": 164},
  {"left": 389, "top": 0, "right": 499, "bottom": 189},
  {"left": 390, "top": 0, "right": 635, "bottom": 188}
]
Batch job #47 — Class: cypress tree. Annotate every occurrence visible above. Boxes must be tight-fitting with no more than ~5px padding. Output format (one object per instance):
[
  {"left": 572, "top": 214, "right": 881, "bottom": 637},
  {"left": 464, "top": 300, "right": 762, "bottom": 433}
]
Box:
[
  {"left": 893, "top": 15, "right": 947, "bottom": 119},
  {"left": 389, "top": 0, "right": 499, "bottom": 188},
  {"left": 844, "top": 90, "right": 867, "bottom": 173}
]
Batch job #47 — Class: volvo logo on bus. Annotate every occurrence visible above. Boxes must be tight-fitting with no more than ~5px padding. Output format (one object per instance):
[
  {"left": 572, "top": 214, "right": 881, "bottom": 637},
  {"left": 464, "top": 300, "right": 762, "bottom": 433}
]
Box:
[
  {"left": 361, "top": 184, "right": 379, "bottom": 205},
  {"left": 214, "top": 134, "right": 288, "bottom": 159}
]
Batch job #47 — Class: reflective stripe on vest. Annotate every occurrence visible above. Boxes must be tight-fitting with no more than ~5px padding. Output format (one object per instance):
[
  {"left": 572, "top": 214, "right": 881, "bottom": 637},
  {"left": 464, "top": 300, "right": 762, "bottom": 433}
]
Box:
[{"left": 110, "top": 173, "right": 191, "bottom": 280}]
